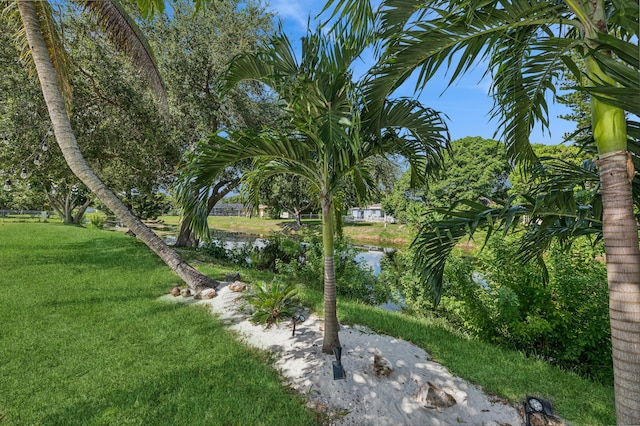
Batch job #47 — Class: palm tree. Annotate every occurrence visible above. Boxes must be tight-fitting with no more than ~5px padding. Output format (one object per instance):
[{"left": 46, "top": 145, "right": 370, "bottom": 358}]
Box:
[
  {"left": 328, "top": 0, "right": 639, "bottom": 422},
  {"left": 6, "top": 0, "right": 217, "bottom": 292},
  {"left": 182, "top": 26, "right": 450, "bottom": 354}
]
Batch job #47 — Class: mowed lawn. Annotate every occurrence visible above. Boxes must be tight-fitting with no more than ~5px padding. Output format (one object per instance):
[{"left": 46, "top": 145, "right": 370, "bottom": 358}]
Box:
[{"left": 0, "top": 223, "right": 315, "bottom": 425}]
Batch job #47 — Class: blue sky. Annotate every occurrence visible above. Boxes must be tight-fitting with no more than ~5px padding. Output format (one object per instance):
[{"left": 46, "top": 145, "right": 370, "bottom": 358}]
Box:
[{"left": 267, "top": 0, "right": 575, "bottom": 146}]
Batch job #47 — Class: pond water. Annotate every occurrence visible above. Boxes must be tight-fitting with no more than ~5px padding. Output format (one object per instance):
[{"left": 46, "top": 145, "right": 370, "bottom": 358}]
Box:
[
  {"left": 163, "top": 228, "right": 404, "bottom": 312},
  {"left": 164, "top": 230, "right": 393, "bottom": 275}
]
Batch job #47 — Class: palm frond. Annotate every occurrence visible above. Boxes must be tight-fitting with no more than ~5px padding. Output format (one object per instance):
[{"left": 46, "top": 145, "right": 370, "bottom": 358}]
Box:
[
  {"left": 173, "top": 178, "right": 214, "bottom": 240},
  {"left": 584, "top": 34, "right": 640, "bottom": 116},
  {"left": 373, "top": 98, "right": 450, "bottom": 177},
  {"left": 83, "top": 0, "right": 166, "bottom": 109},
  {"left": 490, "top": 34, "right": 577, "bottom": 166},
  {"left": 366, "top": 0, "right": 575, "bottom": 166},
  {"left": 412, "top": 157, "right": 604, "bottom": 305}
]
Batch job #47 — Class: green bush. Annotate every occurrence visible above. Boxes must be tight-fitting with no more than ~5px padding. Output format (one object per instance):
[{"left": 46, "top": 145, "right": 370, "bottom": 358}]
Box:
[
  {"left": 249, "top": 233, "right": 302, "bottom": 271},
  {"left": 198, "top": 233, "right": 387, "bottom": 305},
  {"left": 87, "top": 212, "right": 105, "bottom": 229},
  {"left": 382, "top": 234, "right": 612, "bottom": 383},
  {"left": 241, "top": 278, "right": 299, "bottom": 327},
  {"left": 198, "top": 239, "right": 252, "bottom": 267}
]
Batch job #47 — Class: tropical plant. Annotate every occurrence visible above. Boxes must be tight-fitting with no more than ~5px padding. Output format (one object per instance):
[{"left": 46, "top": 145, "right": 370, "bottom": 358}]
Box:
[
  {"left": 328, "top": 0, "right": 639, "bottom": 420},
  {"left": 241, "top": 278, "right": 299, "bottom": 328},
  {"left": 87, "top": 211, "right": 106, "bottom": 229},
  {"left": 3, "top": 0, "right": 217, "bottom": 292},
  {"left": 182, "top": 25, "right": 450, "bottom": 353}
]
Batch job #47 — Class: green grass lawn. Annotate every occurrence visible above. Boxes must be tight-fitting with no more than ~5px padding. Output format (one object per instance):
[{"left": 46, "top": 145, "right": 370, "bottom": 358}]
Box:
[
  {"left": 0, "top": 223, "right": 616, "bottom": 425},
  {"left": 0, "top": 223, "right": 315, "bottom": 425}
]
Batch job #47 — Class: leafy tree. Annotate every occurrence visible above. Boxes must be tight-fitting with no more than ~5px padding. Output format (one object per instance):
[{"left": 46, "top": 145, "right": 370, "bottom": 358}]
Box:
[
  {"left": 340, "top": 155, "right": 401, "bottom": 208},
  {"left": 259, "top": 174, "right": 316, "bottom": 225},
  {"left": 383, "top": 137, "right": 510, "bottom": 224},
  {"left": 147, "top": 0, "right": 279, "bottom": 246},
  {"left": 183, "top": 26, "right": 450, "bottom": 354},
  {"left": 329, "top": 0, "right": 639, "bottom": 419},
  {"left": 2, "top": 5, "right": 183, "bottom": 224},
  {"left": 5, "top": 0, "right": 218, "bottom": 292},
  {"left": 427, "top": 137, "right": 510, "bottom": 207},
  {"left": 381, "top": 170, "right": 428, "bottom": 225},
  {"left": 508, "top": 143, "right": 592, "bottom": 197}
]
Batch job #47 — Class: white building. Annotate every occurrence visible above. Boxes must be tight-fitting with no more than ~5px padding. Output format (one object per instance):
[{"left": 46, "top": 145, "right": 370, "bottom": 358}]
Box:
[{"left": 347, "top": 204, "right": 395, "bottom": 223}]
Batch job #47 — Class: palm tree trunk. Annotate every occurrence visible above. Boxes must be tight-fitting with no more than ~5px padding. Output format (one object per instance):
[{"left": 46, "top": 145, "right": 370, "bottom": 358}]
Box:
[
  {"left": 175, "top": 179, "right": 237, "bottom": 248},
  {"left": 321, "top": 196, "right": 341, "bottom": 354},
  {"left": 18, "top": 0, "right": 217, "bottom": 293},
  {"left": 598, "top": 151, "right": 640, "bottom": 424}
]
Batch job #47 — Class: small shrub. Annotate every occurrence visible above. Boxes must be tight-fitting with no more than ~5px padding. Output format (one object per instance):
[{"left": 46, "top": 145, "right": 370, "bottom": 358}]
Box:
[
  {"left": 249, "top": 233, "right": 302, "bottom": 271},
  {"left": 241, "top": 279, "right": 299, "bottom": 328},
  {"left": 87, "top": 212, "right": 105, "bottom": 229},
  {"left": 198, "top": 240, "right": 230, "bottom": 261}
]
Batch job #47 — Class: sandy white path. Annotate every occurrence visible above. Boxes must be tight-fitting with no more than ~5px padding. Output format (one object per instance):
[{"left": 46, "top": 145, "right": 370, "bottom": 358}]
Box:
[{"left": 160, "top": 283, "right": 522, "bottom": 425}]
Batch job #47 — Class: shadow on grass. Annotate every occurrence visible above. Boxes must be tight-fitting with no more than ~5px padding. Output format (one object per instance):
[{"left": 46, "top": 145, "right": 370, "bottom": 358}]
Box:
[{"left": 38, "top": 363, "right": 315, "bottom": 426}]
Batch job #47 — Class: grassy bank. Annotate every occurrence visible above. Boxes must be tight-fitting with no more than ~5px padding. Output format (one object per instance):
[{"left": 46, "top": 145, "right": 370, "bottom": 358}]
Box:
[
  {"left": 158, "top": 215, "right": 413, "bottom": 247},
  {"left": 0, "top": 223, "right": 315, "bottom": 425}
]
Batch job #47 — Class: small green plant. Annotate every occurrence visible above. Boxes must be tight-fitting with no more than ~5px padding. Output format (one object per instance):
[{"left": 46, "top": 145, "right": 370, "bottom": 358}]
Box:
[
  {"left": 87, "top": 212, "right": 105, "bottom": 229},
  {"left": 242, "top": 278, "right": 299, "bottom": 327}
]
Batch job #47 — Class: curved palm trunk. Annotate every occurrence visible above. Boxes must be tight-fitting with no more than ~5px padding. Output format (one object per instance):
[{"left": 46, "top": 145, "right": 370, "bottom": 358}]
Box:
[
  {"left": 321, "top": 196, "right": 341, "bottom": 354},
  {"left": 598, "top": 152, "right": 640, "bottom": 424},
  {"left": 18, "top": 0, "right": 217, "bottom": 293},
  {"left": 175, "top": 220, "right": 200, "bottom": 248}
]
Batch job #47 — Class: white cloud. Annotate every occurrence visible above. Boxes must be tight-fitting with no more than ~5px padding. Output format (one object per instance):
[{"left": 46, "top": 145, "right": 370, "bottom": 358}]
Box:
[{"left": 267, "top": 0, "right": 319, "bottom": 31}]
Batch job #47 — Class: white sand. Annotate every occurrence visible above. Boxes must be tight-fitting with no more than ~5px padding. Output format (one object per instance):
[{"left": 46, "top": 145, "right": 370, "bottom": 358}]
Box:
[{"left": 161, "top": 283, "right": 522, "bottom": 425}]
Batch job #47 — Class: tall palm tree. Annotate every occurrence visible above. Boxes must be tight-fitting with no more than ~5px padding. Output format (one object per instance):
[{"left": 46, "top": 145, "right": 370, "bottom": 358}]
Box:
[
  {"left": 183, "top": 26, "right": 450, "bottom": 353},
  {"left": 328, "top": 0, "right": 639, "bottom": 422},
  {"left": 6, "top": 0, "right": 217, "bottom": 292}
]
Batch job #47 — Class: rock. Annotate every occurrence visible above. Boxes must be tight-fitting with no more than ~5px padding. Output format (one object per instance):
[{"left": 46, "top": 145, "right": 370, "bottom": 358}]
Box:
[
  {"left": 225, "top": 272, "right": 241, "bottom": 282},
  {"left": 195, "top": 288, "right": 216, "bottom": 300},
  {"left": 373, "top": 354, "right": 393, "bottom": 378},
  {"left": 228, "top": 281, "right": 247, "bottom": 292},
  {"left": 170, "top": 286, "right": 181, "bottom": 297},
  {"left": 414, "top": 382, "right": 456, "bottom": 409},
  {"left": 180, "top": 288, "right": 192, "bottom": 298}
]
